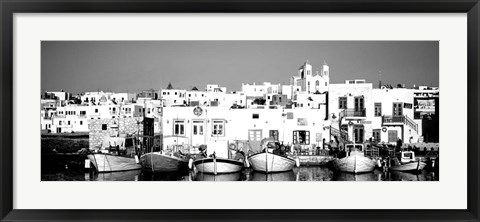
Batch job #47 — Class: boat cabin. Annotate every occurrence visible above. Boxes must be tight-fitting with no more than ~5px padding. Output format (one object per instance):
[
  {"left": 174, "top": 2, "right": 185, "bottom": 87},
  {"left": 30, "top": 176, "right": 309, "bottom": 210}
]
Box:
[
  {"left": 399, "top": 151, "right": 417, "bottom": 163},
  {"left": 99, "top": 136, "right": 136, "bottom": 156}
]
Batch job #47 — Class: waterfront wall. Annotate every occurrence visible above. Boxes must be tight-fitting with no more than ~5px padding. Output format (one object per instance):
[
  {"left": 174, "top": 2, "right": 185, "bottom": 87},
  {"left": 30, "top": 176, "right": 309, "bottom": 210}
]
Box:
[{"left": 88, "top": 117, "right": 143, "bottom": 150}]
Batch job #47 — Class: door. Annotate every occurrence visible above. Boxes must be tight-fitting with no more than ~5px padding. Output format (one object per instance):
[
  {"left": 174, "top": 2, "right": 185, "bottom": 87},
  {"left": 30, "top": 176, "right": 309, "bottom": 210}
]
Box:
[
  {"left": 191, "top": 120, "right": 205, "bottom": 146},
  {"left": 353, "top": 125, "right": 364, "bottom": 143},
  {"left": 354, "top": 97, "right": 364, "bottom": 112},
  {"left": 393, "top": 102, "right": 403, "bottom": 116}
]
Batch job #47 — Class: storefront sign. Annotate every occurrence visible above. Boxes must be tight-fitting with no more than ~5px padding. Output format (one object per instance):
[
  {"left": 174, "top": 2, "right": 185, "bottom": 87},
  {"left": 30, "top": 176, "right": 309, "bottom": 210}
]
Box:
[
  {"left": 358, "top": 120, "right": 372, "bottom": 124},
  {"left": 415, "top": 99, "right": 435, "bottom": 112}
]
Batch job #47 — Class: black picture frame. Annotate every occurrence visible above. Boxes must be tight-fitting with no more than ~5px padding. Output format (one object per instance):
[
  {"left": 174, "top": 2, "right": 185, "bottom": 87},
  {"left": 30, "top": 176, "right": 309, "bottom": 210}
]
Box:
[{"left": 1, "top": 0, "right": 479, "bottom": 221}]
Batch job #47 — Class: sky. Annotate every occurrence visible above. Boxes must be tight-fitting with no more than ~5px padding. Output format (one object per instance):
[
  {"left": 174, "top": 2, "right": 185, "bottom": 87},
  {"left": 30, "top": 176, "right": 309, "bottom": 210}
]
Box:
[{"left": 41, "top": 41, "right": 438, "bottom": 94}]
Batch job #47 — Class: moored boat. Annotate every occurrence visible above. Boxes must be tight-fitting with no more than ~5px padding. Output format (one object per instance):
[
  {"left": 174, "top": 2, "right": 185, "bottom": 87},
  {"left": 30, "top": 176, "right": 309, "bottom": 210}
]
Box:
[
  {"left": 194, "top": 143, "right": 246, "bottom": 175},
  {"left": 389, "top": 151, "right": 426, "bottom": 173},
  {"left": 141, "top": 151, "right": 190, "bottom": 173},
  {"left": 194, "top": 156, "right": 244, "bottom": 175},
  {"left": 87, "top": 153, "right": 142, "bottom": 172},
  {"left": 87, "top": 135, "right": 141, "bottom": 173},
  {"left": 248, "top": 138, "right": 299, "bottom": 173},
  {"left": 332, "top": 144, "right": 377, "bottom": 174}
]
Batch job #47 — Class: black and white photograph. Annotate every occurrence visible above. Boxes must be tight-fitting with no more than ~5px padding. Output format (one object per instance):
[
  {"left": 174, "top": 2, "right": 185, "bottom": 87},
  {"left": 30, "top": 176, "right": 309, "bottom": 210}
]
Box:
[{"left": 40, "top": 41, "right": 439, "bottom": 181}]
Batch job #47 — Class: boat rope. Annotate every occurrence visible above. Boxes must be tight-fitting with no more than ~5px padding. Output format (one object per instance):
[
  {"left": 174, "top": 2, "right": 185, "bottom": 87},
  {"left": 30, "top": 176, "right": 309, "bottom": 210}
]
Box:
[
  {"left": 151, "top": 144, "right": 154, "bottom": 173},
  {"left": 265, "top": 149, "right": 268, "bottom": 173},
  {"left": 353, "top": 154, "right": 357, "bottom": 174}
]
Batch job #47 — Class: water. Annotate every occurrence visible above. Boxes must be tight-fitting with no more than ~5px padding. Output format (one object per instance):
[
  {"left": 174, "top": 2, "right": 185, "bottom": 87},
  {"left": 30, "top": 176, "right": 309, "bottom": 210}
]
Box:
[{"left": 42, "top": 166, "right": 439, "bottom": 181}]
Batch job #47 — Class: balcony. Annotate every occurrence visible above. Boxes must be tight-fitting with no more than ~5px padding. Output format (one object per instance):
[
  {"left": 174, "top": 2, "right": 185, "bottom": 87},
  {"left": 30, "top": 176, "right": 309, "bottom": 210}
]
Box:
[
  {"left": 382, "top": 115, "right": 418, "bottom": 132},
  {"left": 382, "top": 115, "right": 405, "bottom": 124},
  {"left": 341, "top": 108, "right": 366, "bottom": 118}
]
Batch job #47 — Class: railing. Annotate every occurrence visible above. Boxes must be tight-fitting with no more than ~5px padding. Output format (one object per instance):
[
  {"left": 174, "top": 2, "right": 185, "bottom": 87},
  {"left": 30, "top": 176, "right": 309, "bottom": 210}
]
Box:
[
  {"left": 382, "top": 115, "right": 418, "bottom": 132},
  {"left": 405, "top": 115, "right": 418, "bottom": 132},
  {"left": 341, "top": 108, "right": 366, "bottom": 117},
  {"left": 382, "top": 115, "right": 405, "bottom": 123},
  {"left": 328, "top": 126, "right": 348, "bottom": 143}
]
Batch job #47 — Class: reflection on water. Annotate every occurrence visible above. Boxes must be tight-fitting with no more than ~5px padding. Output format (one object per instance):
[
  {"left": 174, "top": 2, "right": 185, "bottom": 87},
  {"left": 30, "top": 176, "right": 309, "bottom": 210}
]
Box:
[
  {"left": 43, "top": 166, "right": 439, "bottom": 181},
  {"left": 249, "top": 171, "right": 296, "bottom": 181},
  {"left": 194, "top": 172, "right": 243, "bottom": 181}
]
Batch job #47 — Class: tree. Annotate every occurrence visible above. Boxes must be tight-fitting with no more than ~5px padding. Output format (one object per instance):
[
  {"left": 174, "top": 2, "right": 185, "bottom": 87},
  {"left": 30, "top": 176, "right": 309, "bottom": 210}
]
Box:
[{"left": 167, "top": 83, "right": 173, "bottom": 90}]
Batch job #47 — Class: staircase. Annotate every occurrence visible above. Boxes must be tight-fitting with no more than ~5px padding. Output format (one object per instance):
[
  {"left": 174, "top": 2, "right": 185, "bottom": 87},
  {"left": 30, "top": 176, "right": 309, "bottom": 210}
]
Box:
[
  {"left": 404, "top": 115, "right": 418, "bottom": 132},
  {"left": 328, "top": 125, "right": 348, "bottom": 143}
]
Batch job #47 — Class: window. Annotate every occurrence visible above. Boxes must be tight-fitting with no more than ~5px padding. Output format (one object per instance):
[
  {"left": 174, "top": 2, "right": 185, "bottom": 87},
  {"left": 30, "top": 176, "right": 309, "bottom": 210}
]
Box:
[
  {"left": 316, "top": 80, "right": 319, "bottom": 86},
  {"left": 173, "top": 120, "right": 185, "bottom": 136},
  {"left": 80, "top": 111, "right": 86, "bottom": 116},
  {"left": 80, "top": 121, "right": 83, "bottom": 125},
  {"left": 212, "top": 120, "right": 225, "bottom": 136},
  {"left": 101, "top": 124, "right": 107, "bottom": 130},
  {"left": 95, "top": 109, "right": 98, "bottom": 113},
  {"left": 193, "top": 124, "right": 204, "bottom": 135},
  {"left": 373, "top": 129, "right": 381, "bottom": 142},
  {"left": 59, "top": 121, "right": 62, "bottom": 125},
  {"left": 388, "top": 130, "right": 398, "bottom": 142},
  {"left": 339, "top": 97, "right": 347, "bottom": 109},
  {"left": 293, "top": 130, "right": 310, "bottom": 145},
  {"left": 374, "top": 103, "right": 382, "bottom": 116},
  {"left": 269, "top": 130, "right": 279, "bottom": 140},
  {"left": 248, "top": 130, "right": 262, "bottom": 141},
  {"left": 393, "top": 102, "right": 403, "bottom": 116},
  {"left": 252, "top": 114, "right": 259, "bottom": 119},
  {"left": 67, "top": 121, "right": 70, "bottom": 125}
]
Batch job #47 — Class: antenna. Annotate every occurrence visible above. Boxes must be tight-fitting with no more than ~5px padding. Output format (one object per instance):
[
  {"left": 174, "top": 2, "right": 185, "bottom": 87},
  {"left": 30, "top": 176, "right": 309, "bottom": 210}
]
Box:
[{"left": 378, "top": 70, "right": 382, "bottom": 88}]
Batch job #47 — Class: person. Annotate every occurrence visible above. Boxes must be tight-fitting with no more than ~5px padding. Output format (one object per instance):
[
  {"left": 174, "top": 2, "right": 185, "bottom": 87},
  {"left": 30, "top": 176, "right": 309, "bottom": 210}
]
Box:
[
  {"left": 396, "top": 138, "right": 403, "bottom": 153},
  {"left": 329, "top": 139, "right": 337, "bottom": 156}
]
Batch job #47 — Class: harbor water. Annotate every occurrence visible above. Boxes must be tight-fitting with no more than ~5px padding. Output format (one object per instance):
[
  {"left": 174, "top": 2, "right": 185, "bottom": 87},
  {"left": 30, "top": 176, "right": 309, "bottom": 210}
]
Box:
[{"left": 42, "top": 164, "right": 439, "bottom": 181}]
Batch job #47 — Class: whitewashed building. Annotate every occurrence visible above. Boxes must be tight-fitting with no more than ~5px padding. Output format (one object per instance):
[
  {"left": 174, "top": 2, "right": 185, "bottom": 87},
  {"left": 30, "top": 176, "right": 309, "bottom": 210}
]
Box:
[{"left": 161, "top": 106, "right": 328, "bottom": 157}]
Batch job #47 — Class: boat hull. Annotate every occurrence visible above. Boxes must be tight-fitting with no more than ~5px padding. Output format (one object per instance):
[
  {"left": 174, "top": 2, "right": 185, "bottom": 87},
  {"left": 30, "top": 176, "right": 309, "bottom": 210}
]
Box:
[
  {"left": 390, "top": 161, "right": 426, "bottom": 172},
  {"left": 248, "top": 153, "right": 296, "bottom": 173},
  {"left": 194, "top": 157, "right": 244, "bottom": 174},
  {"left": 87, "top": 154, "right": 142, "bottom": 173},
  {"left": 141, "top": 152, "right": 189, "bottom": 173},
  {"left": 333, "top": 152, "right": 376, "bottom": 174}
]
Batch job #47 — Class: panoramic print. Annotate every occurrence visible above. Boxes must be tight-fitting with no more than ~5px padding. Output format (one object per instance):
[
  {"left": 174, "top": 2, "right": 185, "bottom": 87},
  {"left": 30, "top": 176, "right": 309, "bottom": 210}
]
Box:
[{"left": 41, "top": 41, "right": 439, "bottom": 181}]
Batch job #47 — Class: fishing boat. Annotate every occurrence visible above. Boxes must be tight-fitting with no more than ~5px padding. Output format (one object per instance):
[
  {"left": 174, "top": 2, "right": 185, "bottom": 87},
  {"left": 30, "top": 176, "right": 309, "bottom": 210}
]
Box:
[
  {"left": 332, "top": 144, "right": 377, "bottom": 174},
  {"left": 140, "top": 144, "right": 191, "bottom": 173},
  {"left": 193, "top": 143, "right": 246, "bottom": 175},
  {"left": 389, "top": 151, "right": 426, "bottom": 173},
  {"left": 248, "top": 138, "right": 299, "bottom": 173},
  {"left": 87, "top": 136, "right": 142, "bottom": 173}
]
